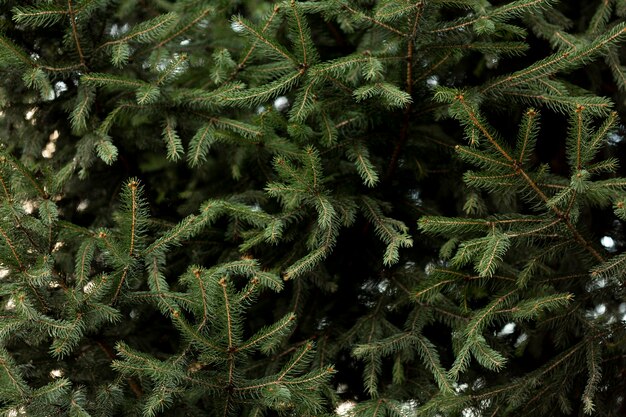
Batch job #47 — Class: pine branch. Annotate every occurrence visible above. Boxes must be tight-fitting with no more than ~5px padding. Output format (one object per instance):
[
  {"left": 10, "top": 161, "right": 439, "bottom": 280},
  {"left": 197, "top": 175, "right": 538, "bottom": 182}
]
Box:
[
  {"left": 476, "top": 231, "right": 510, "bottom": 277},
  {"left": 0, "top": 348, "right": 29, "bottom": 397},
  {"left": 0, "top": 34, "right": 33, "bottom": 69},
  {"left": 240, "top": 313, "right": 296, "bottom": 354},
  {"left": 505, "top": 91, "right": 613, "bottom": 116},
  {"left": 230, "top": 5, "right": 281, "bottom": 80},
  {"left": 155, "top": 53, "right": 188, "bottom": 86},
  {"left": 162, "top": 116, "right": 184, "bottom": 161},
  {"left": 220, "top": 70, "right": 304, "bottom": 107},
  {"left": 283, "top": 224, "right": 336, "bottom": 279},
  {"left": 143, "top": 210, "right": 212, "bottom": 256},
  {"left": 517, "top": 108, "right": 539, "bottom": 163},
  {"left": 347, "top": 141, "right": 380, "bottom": 187},
  {"left": 184, "top": 267, "right": 210, "bottom": 331},
  {"left": 415, "top": 335, "right": 455, "bottom": 394},
  {"left": 111, "top": 267, "right": 129, "bottom": 305},
  {"left": 1, "top": 154, "right": 48, "bottom": 198},
  {"left": 153, "top": 6, "right": 214, "bottom": 50},
  {"left": 0, "top": 225, "right": 24, "bottom": 270},
  {"left": 289, "top": 0, "right": 314, "bottom": 67},
  {"left": 74, "top": 239, "right": 95, "bottom": 287},
  {"left": 70, "top": 86, "right": 95, "bottom": 133},
  {"left": 341, "top": 3, "right": 407, "bottom": 36},
  {"left": 450, "top": 94, "right": 605, "bottom": 262},
  {"left": 187, "top": 123, "right": 215, "bottom": 167},
  {"left": 82, "top": 73, "right": 147, "bottom": 89},
  {"left": 219, "top": 277, "right": 236, "bottom": 390},
  {"left": 471, "top": 335, "right": 507, "bottom": 371},
  {"left": 483, "top": 22, "right": 626, "bottom": 94},
  {"left": 97, "top": 12, "right": 179, "bottom": 50},
  {"left": 430, "top": 0, "right": 555, "bottom": 34},
  {"left": 375, "top": 0, "right": 423, "bottom": 22},
  {"left": 582, "top": 340, "right": 602, "bottom": 413},
  {"left": 11, "top": 5, "right": 68, "bottom": 27},
  {"left": 50, "top": 313, "right": 85, "bottom": 358},
  {"left": 128, "top": 182, "right": 138, "bottom": 257},
  {"left": 361, "top": 197, "right": 413, "bottom": 265},
  {"left": 289, "top": 80, "right": 317, "bottom": 123},
  {"left": 230, "top": 15, "right": 296, "bottom": 64}
]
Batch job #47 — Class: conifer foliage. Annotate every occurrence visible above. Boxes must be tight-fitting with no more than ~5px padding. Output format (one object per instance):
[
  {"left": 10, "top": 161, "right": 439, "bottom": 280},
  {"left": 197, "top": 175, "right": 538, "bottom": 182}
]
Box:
[{"left": 0, "top": 0, "right": 625, "bottom": 416}]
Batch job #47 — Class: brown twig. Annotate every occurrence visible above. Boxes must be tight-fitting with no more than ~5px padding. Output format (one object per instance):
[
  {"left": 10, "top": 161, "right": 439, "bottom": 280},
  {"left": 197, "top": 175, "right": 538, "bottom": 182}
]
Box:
[
  {"left": 67, "top": 0, "right": 86, "bottom": 68},
  {"left": 385, "top": 2, "right": 423, "bottom": 181}
]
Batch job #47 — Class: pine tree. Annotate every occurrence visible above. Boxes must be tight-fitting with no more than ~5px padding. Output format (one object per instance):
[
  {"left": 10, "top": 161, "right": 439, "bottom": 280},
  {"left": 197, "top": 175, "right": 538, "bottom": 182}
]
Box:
[{"left": 0, "top": 0, "right": 625, "bottom": 416}]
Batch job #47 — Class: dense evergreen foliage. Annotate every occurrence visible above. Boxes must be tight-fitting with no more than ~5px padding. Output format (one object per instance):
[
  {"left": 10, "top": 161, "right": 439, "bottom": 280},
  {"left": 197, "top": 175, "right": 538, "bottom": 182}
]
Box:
[{"left": 0, "top": 0, "right": 625, "bottom": 415}]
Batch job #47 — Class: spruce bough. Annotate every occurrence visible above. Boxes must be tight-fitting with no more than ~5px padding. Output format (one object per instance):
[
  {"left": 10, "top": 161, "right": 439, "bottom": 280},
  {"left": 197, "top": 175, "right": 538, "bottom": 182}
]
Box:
[{"left": 0, "top": 0, "right": 625, "bottom": 416}]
